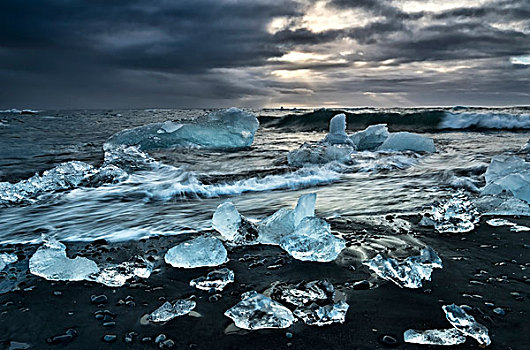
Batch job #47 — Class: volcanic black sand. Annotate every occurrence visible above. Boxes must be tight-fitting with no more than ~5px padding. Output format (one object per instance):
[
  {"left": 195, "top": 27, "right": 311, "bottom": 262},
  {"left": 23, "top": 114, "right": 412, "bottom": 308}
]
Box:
[{"left": 0, "top": 215, "right": 528, "bottom": 350}]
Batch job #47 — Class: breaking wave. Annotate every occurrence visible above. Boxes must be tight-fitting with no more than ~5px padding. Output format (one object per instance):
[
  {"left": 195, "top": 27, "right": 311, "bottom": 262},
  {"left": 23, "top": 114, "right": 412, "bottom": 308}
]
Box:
[{"left": 440, "top": 112, "right": 530, "bottom": 129}]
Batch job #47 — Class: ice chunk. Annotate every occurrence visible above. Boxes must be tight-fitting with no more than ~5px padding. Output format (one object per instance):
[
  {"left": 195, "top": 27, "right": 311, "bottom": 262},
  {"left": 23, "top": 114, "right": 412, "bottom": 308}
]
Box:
[
  {"left": 482, "top": 155, "right": 530, "bottom": 204},
  {"left": 279, "top": 217, "right": 346, "bottom": 262},
  {"left": 293, "top": 301, "right": 349, "bottom": 326},
  {"left": 431, "top": 194, "right": 479, "bottom": 233},
  {"left": 92, "top": 256, "right": 153, "bottom": 288},
  {"left": 29, "top": 237, "right": 99, "bottom": 281},
  {"left": 212, "top": 202, "right": 259, "bottom": 245},
  {"left": 349, "top": 124, "right": 389, "bottom": 151},
  {"left": 521, "top": 139, "right": 530, "bottom": 153},
  {"left": 323, "top": 114, "right": 352, "bottom": 145},
  {"left": 148, "top": 298, "right": 196, "bottom": 323},
  {"left": 485, "top": 218, "right": 529, "bottom": 231},
  {"left": 270, "top": 280, "right": 335, "bottom": 307},
  {"left": 404, "top": 329, "right": 467, "bottom": 346},
  {"left": 377, "top": 132, "right": 436, "bottom": 153},
  {"left": 224, "top": 291, "right": 295, "bottom": 330},
  {"left": 287, "top": 143, "right": 355, "bottom": 167},
  {"left": 0, "top": 253, "right": 17, "bottom": 271},
  {"left": 474, "top": 195, "right": 530, "bottom": 216},
  {"left": 164, "top": 236, "right": 228, "bottom": 269},
  {"left": 104, "top": 108, "right": 259, "bottom": 151},
  {"left": 363, "top": 246, "right": 442, "bottom": 288},
  {"left": 258, "top": 193, "right": 316, "bottom": 245},
  {"left": 442, "top": 304, "right": 491, "bottom": 347},
  {"left": 190, "top": 268, "right": 234, "bottom": 291}
]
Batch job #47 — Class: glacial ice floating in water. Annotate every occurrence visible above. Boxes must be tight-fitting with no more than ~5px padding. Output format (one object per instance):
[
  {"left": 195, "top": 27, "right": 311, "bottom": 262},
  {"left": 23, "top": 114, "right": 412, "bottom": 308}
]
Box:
[
  {"left": 323, "top": 114, "right": 353, "bottom": 145},
  {"left": 258, "top": 193, "right": 316, "bottom": 245},
  {"left": 431, "top": 194, "right": 479, "bottom": 233},
  {"left": 279, "top": 217, "right": 346, "bottom": 262},
  {"left": 363, "top": 246, "right": 442, "bottom": 288},
  {"left": 482, "top": 155, "right": 530, "bottom": 204},
  {"left": 443, "top": 304, "right": 491, "bottom": 347},
  {"left": 224, "top": 291, "right": 295, "bottom": 330},
  {"left": 270, "top": 280, "right": 335, "bottom": 307},
  {"left": 404, "top": 329, "right": 467, "bottom": 346},
  {"left": 29, "top": 237, "right": 100, "bottom": 281},
  {"left": 92, "top": 256, "right": 153, "bottom": 288},
  {"left": 0, "top": 253, "right": 17, "bottom": 271},
  {"left": 293, "top": 301, "right": 349, "bottom": 326},
  {"left": 212, "top": 202, "right": 259, "bottom": 245},
  {"left": 190, "top": 268, "right": 234, "bottom": 291},
  {"left": 164, "top": 236, "right": 228, "bottom": 268},
  {"left": 349, "top": 124, "right": 389, "bottom": 151},
  {"left": 377, "top": 132, "right": 436, "bottom": 153},
  {"left": 104, "top": 107, "right": 259, "bottom": 151},
  {"left": 148, "top": 298, "right": 197, "bottom": 323},
  {"left": 287, "top": 143, "right": 355, "bottom": 167}
]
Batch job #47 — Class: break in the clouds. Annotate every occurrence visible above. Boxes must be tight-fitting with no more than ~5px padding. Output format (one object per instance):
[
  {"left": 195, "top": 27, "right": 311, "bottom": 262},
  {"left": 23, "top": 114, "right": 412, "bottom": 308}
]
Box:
[{"left": 0, "top": 0, "right": 528, "bottom": 108}]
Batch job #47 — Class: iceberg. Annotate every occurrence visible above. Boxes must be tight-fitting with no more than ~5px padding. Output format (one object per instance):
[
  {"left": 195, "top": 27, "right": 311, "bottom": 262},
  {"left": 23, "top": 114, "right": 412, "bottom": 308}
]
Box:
[
  {"left": 404, "top": 329, "right": 467, "bottom": 346},
  {"left": 212, "top": 202, "right": 259, "bottom": 245},
  {"left": 279, "top": 217, "right": 346, "bottom": 262},
  {"left": 377, "top": 132, "right": 436, "bottom": 153},
  {"left": 293, "top": 301, "right": 349, "bottom": 326},
  {"left": 92, "top": 256, "right": 153, "bottom": 288},
  {"left": 363, "top": 246, "right": 442, "bottom": 288},
  {"left": 431, "top": 194, "right": 479, "bottom": 233},
  {"left": 482, "top": 155, "right": 530, "bottom": 204},
  {"left": 164, "top": 236, "right": 228, "bottom": 269},
  {"left": 29, "top": 237, "right": 100, "bottom": 281},
  {"left": 287, "top": 143, "right": 354, "bottom": 167},
  {"left": 349, "top": 124, "right": 389, "bottom": 151},
  {"left": 322, "top": 114, "right": 353, "bottom": 145},
  {"left": 258, "top": 193, "right": 316, "bottom": 245},
  {"left": 148, "top": 298, "right": 196, "bottom": 323},
  {"left": 442, "top": 304, "right": 491, "bottom": 347},
  {"left": 104, "top": 108, "right": 259, "bottom": 151},
  {"left": 190, "top": 268, "right": 234, "bottom": 291},
  {"left": 0, "top": 253, "right": 17, "bottom": 271},
  {"left": 224, "top": 291, "right": 295, "bottom": 330}
]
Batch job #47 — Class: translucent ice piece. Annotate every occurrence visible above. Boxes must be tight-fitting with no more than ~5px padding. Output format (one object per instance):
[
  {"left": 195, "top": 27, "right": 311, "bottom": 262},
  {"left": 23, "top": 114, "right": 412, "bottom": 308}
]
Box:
[
  {"left": 270, "top": 280, "right": 335, "bottom": 307},
  {"left": 212, "top": 201, "right": 259, "bottom": 245},
  {"left": 105, "top": 108, "right": 259, "bottom": 151},
  {"left": 377, "top": 132, "right": 436, "bottom": 153},
  {"left": 474, "top": 195, "right": 530, "bottom": 216},
  {"left": 363, "top": 246, "right": 442, "bottom": 288},
  {"left": 164, "top": 236, "right": 228, "bottom": 269},
  {"left": 279, "top": 217, "right": 346, "bottom": 262},
  {"left": 293, "top": 193, "right": 317, "bottom": 227},
  {"left": 322, "top": 114, "right": 352, "bottom": 145},
  {"left": 293, "top": 301, "right": 349, "bottom": 326},
  {"left": 0, "top": 253, "right": 17, "bottom": 271},
  {"left": 224, "top": 291, "right": 295, "bottom": 330},
  {"left": 29, "top": 237, "right": 99, "bottom": 281},
  {"left": 482, "top": 155, "right": 530, "bottom": 204},
  {"left": 431, "top": 194, "right": 479, "bottom": 233},
  {"left": 92, "top": 256, "right": 153, "bottom": 287},
  {"left": 404, "top": 329, "right": 467, "bottom": 346},
  {"left": 349, "top": 124, "right": 389, "bottom": 151},
  {"left": 148, "top": 298, "right": 196, "bottom": 323},
  {"left": 287, "top": 143, "right": 355, "bottom": 167},
  {"left": 190, "top": 268, "right": 234, "bottom": 291},
  {"left": 442, "top": 304, "right": 491, "bottom": 347}
]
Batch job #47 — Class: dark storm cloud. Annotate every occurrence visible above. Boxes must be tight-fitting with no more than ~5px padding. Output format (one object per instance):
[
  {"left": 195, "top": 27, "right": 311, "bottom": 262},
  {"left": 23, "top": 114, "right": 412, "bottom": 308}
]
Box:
[{"left": 0, "top": 0, "right": 528, "bottom": 108}]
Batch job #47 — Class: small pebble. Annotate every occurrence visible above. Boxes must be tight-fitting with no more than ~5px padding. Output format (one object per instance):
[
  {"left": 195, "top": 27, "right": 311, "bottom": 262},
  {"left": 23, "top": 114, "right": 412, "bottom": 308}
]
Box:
[
  {"left": 102, "top": 334, "right": 117, "bottom": 343},
  {"left": 90, "top": 294, "right": 108, "bottom": 304},
  {"left": 379, "top": 335, "right": 398, "bottom": 347}
]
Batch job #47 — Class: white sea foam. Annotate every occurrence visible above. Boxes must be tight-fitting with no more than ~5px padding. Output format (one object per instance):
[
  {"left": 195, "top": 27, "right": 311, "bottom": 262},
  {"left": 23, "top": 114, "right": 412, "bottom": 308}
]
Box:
[{"left": 441, "top": 112, "right": 530, "bottom": 129}]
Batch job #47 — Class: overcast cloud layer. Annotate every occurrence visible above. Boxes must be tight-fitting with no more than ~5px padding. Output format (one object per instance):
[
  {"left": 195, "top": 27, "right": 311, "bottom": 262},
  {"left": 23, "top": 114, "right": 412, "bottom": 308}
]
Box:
[{"left": 0, "top": 0, "right": 529, "bottom": 108}]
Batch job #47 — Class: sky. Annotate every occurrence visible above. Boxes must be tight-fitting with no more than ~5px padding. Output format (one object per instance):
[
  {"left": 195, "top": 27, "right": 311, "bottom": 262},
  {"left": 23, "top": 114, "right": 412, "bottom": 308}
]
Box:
[{"left": 0, "top": 0, "right": 529, "bottom": 109}]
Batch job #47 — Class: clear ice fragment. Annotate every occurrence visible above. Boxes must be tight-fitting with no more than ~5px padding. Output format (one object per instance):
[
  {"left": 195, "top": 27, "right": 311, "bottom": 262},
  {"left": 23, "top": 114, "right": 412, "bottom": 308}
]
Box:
[
  {"left": 0, "top": 253, "right": 17, "bottom": 271},
  {"left": 377, "top": 132, "right": 436, "bottom": 153},
  {"left": 293, "top": 301, "right": 349, "bottom": 326},
  {"left": 279, "top": 217, "right": 346, "bottom": 262},
  {"left": 224, "top": 291, "right": 295, "bottom": 330},
  {"left": 323, "top": 114, "right": 352, "bottom": 145},
  {"left": 92, "top": 256, "right": 153, "bottom": 287},
  {"left": 212, "top": 201, "right": 259, "bottom": 245},
  {"left": 270, "top": 280, "right": 335, "bottom": 307},
  {"left": 287, "top": 143, "right": 355, "bottom": 167},
  {"left": 164, "top": 236, "right": 228, "bottom": 269},
  {"left": 349, "top": 124, "right": 389, "bottom": 151},
  {"left": 148, "top": 298, "right": 196, "bottom": 323},
  {"left": 404, "top": 329, "right": 467, "bottom": 346},
  {"left": 431, "top": 194, "right": 479, "bottom": 233},
  {"left": 482, "top": 155, "right": 530, "bottom": 204},
  {"left": 190, "top": 268, "right": 234, "bottom": 291},
  {"left": 442, "top": 304, "right": 491, "bottom": 347}
]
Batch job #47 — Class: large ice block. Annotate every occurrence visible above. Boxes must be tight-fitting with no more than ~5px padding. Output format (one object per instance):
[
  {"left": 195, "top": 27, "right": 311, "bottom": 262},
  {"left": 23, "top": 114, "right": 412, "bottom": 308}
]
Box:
[
  {"left": 164, "top": 236, "right": 228, "bottom": 269},
  {"left": 212, "top": 201, "right": 259, "bottom": 245},
  {"left": 148, "top": 298, "right": 196, "bottom": 323},
  {"left": 29, "top": 237, "right": 100, "bottom": 281},
  {"left": 323, "top": 114, "right": 352, "bottom": 145},
  {"left": 104, "top": 108, "right": 259, "bottom": 151},
  {"left": 377, "top": 132, "right": 436, "bottom": 153},
  {"left": 404, "top": 329, "right": 467, "bottom": 346},
  {"left": 482, "top": 155, "right": 530, "bottom": 204},
  {"left": 442, "top": 304, "right": 491, "bottom": 347},
  {"left": 363, "top": 246, "right": 442, "bottom": 288},
  {"left": 349, "top": 124, "right": 389, "bottom": 151},
  {"left": 279, "top": 217, "right": 346, "bottom": 262},
  {"left": 190, "top": 268, "right": 234, "bottom": 291},
  {"left": 224, "top": 291, "right": 295, "bottom": 330}
]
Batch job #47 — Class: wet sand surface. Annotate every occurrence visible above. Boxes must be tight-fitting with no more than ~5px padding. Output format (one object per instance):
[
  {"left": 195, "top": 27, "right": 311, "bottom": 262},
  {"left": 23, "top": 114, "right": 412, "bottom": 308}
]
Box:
[{"left": 0, "top": 216, "right": 528, "bottom": 349}]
